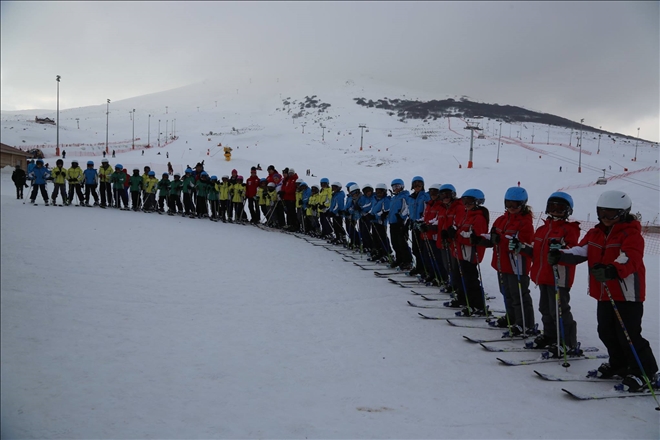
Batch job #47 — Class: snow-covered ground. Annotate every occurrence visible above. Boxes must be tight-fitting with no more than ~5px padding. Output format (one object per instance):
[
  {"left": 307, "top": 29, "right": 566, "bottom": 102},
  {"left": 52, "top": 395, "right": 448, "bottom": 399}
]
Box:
[{"left": 1, "top": 78, "right": 659, "bottom": 438}]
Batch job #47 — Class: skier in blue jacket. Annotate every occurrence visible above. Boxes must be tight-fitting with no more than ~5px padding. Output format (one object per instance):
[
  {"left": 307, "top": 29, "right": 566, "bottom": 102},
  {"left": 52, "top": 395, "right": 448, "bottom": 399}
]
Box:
[
  {"left": 28, "top": 159, "right": 51, "bottom": 204},
  {"left": 388, "top": 178, "right": 413, "bottom": 270},
  {"left": 408, "top": 176, "right": 431, "bottom": 276},
  {"left": 82, "top": 160, "right": 100, "bottom": 206},
  {"left": 370, "top": 183, "right": 392, "bottom": 262}
]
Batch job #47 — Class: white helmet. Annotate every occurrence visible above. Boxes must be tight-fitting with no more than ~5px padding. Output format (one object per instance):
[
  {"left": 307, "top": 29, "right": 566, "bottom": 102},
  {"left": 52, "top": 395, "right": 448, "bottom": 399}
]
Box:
[
  {"left": 267, "top": 182, "right": 276, "bottom": 188},
  {"left": 597, "top": 190, "right": 632, "bottom": 219},
  {"left": 428, "top": 183, "right": 442, "bottom": 191},
  {"left": 362, "top": 183, "right": 373, "bottom": 191},
  {"left": 348, "top": 184, "right": 360, "bottom": 194},
  {"left": 289, "top": 168, "right": 295, "bottom": 174},
  {"left": 331, "top": 181, "right": 342, "bottom": 188},
  {"left": 296, "top": 178, "right": 304, "bottom": 184},
  {"left": 375, "top": 183, "right": 387, "bottom": 190},
  {"left": 311, "top": 184, "right": 320, "bottom": 190},
  {"left": 222, "top": 175, "right": 229, "bottom": 180}
]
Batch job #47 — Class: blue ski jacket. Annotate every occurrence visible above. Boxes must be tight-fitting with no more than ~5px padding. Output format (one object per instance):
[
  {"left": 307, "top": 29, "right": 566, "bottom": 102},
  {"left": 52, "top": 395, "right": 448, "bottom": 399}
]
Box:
[
  {"left": 388, "top": 190, "right": 411, "bottom": 224},
  {"left": 83, "top": 168, "right": 98, "bottom": 185},
  {"left": 28, "top": 166, "right": 51, "bottom": 185},
  {"left": 329, "top": 190, "right": 345, "bottom": 215}
]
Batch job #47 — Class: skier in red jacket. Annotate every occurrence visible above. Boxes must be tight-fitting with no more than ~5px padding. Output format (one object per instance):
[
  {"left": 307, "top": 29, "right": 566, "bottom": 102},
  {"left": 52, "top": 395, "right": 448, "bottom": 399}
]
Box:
[
  {"left": 245, "top": 166, "right": 261, "bottom": 224},
  {"left": 551, "top": 190, "right": 658, "bottom": 392}
]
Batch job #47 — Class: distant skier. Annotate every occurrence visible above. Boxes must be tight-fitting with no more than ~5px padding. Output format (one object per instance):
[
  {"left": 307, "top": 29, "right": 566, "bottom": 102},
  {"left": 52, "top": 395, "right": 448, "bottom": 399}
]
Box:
[{"left": 61, "top": 150, "right": 66, "bottom": 159}]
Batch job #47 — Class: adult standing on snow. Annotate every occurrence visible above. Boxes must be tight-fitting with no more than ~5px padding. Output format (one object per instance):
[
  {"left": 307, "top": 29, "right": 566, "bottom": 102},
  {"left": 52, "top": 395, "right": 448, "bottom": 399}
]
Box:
[
  {"left": 246, "top": 166, "right": 261, "bottom": 224},
  {"left": 12, "top": 164, "right": 28, "bottom": 200},
  {"left": 550, "top": 190, "right": 658, "bottom": 392}
]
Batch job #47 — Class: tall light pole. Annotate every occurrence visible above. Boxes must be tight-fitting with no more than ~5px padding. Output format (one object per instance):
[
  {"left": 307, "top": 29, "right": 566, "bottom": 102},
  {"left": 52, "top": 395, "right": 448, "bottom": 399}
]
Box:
[
  {"left": 359, "top": 124, "right": 367, "bottom": 149},
  {"left": 148, "top": 114, "right": 151, "bottom": 147},
  {"left": 301, "top": 123, "right": 306, "bottom": 134},
  {"left": 131, "top": 109, "right": 136, "bottom": 149},
  {"left": 597, "top": 126, "right": 602, "bottom": 154},
  {"left": 105, "top": 99, "right": 111, "bottom": 154},
  {"left": 173, "top": 119, "right": 176, "bottom": 138},
  {"left": 496, "top": 122, "right": 502, "bottom": 163},
  {"left": 578, "top": 118, "right": 584, "bottom": 173},
  {"left": 531, "top": 125, "right": 535, "bottom": 143},
  {"left": 547, "top": 124, "right": 550, "bottom": 144},
  {"left": 569, "top": 127, "right": 574, "bottom": 146},
  {"left": 166, "top": 120, "right": 169, "bottom": 142},
  {"left": 76, "top": 118, "right": 80, "bottom": 129},
  {"left": 56, "top": 75, "right": 61, "bottom": 155},
  {"left": 158, "top": 119, "right": 161, "bottom": 147},
  {"left": 320, "top": 124, "right": 326, "bottom": 142},
  {"left": 634, "top": 127, "right": 640, "bottom": 161}
]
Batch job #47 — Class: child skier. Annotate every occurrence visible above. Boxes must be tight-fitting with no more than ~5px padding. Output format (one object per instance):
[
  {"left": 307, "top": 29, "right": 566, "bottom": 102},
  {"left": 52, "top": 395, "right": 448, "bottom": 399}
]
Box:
[
  {"left": 388, "top": 178, "right": 412, "bottom": 270},
  {"left": 51, "top": 159, "right": 68, "bottom": 205},
  {"left": 66, "top": 160, "right": 85, "bottom": 206},
  {"left": 182, "top": 168, "right": 196, "bottom": 216},
  {"left": 157, "top": 173, "right": 171, "bottom": 213},
  {"left": 83, "top": 161, "right": 99, "bottom": 206},
  {"left": 551, "top": 190, "right": 658, "bottom": 391},
  {"left": 27, "top": 159, "right": 51, "bottom": 205},
  {"left": 110, "top": 164, "right": 128, "bottom": 209},
  {"left": 444, "top": 188, "right": 489, "bottom": 316},
  {"left": 170, "top": 173, "right": 184, "bottom": 215},
  {"left": 207, "top": 176, "right": 220, "bottom": 220},
  {"left": 11, "top": 164, "right": 28, "bottom": 200},
  {"left": 129, "top": 169, "right": 143, "bottom": 211},
  {"left": 143, "top": 171, "right": 158, "bottom": 212}
]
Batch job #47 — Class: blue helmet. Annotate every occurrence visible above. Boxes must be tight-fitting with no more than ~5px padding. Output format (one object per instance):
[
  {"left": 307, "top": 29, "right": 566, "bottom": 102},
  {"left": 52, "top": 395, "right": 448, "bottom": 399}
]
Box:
[
  {"left": 439, "top": 184, "right": 457, "bottom": 198},
  {"left": 148, "top": 170, "right": 156, "bottom": 176},
  {"left": 201, "top": 171, "right": 208, "bottom": 177},
  {"left": 115, "top": 164, "right": 123, "bottom": 170},
  {"left": 87, "top": 160, "right": 94, "bottom": 166},
  {"left": 185, "top": 168, "right": 193, "bottom": 174},
  {"left": 260, "top": 178, "right": 267, "bottom": 182},
  {"left": 320, "top": 178, "right": 329, "bottom": 185},
  {"left": 504, "top": 187, "right": 528, "bottom": 204},
  {"left": 211, "top": 175, "right": 217, "bottom": 180},
  {"left": 461, "top": 188, "right": 485, "bottom": 205},
  {"left": 547, "top": 191, "right": 574, "bottom": 217},
  {"left": 391, "top": 178, "right": 404, "bottom": 187},
  {"left": 411, "top": 176, "right": 424, "bottom": 185},
  {"left": 346, "top": 181, "right": 356, "bottom": 189},
  {"left": 36, "top": 159, "right": 44, "bottom": 164}
]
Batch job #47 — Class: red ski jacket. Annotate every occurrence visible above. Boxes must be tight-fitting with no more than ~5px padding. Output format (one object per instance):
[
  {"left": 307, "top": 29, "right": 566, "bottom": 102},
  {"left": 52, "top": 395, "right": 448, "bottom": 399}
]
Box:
[
  {"left": 529, "top": 218, "right": 580, "bottom": 288},
  {"left": 281, "top": 173, "right": 298, "bottom": 201},
  {"left": 490, "top": 211, "right": 534, "bottom": 276},
  {"left": 246, "top": 175, "right": 260, "bottom": 198},
  {"left": 420, "top": 199, "right": 444, "bottom": 241},
  {"left": 435, "top": 199, "right": 465, "bottom": 250},
  {"left": 576, "top": 219, "right": 646, "bottom": 302},
  {"left": 451, "top": 207, "right": 488, "bottom": 263}
]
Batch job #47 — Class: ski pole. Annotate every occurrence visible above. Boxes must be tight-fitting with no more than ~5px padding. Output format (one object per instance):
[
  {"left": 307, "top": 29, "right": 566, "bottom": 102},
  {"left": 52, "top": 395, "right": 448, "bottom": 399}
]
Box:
[
  {"left": 509, "top": 233, "right": 529, "bottom": 338},
  {"left": 601, "top": 282, "right": 660, "bottom": 409},
  {"left": 451, "top": 237, "right": 472, "bottom": 315},
  {"left": 494, "top": 242, "right": 513, "bottom": 334},
  {"left": 552, "top": 263, "right": 571, "bottom": 368}
]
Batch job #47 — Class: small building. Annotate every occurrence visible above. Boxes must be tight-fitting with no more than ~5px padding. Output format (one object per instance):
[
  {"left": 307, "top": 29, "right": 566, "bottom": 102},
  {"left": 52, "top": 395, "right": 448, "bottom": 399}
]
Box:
[
  {"left": 35, "top": 116, "right": 56, "bottom": 125},
  {"left": 1, "top": 143, "right": 33, "bottom": 169}
]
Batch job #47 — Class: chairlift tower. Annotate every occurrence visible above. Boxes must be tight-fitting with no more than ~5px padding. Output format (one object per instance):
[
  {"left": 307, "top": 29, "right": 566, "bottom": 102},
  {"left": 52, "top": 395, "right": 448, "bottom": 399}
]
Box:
[
  {"left": 464, "top": 121, "right": 482, "bottom": 168},
  {"left": 359, "top": 124, "right": 367, "bottom": 150}
]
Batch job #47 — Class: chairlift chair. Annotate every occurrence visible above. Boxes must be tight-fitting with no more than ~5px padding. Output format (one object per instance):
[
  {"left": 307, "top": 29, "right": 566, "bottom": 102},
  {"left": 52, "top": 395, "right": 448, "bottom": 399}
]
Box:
[{"left": 596, "top": 169, "right": 608, "bottom": 185}]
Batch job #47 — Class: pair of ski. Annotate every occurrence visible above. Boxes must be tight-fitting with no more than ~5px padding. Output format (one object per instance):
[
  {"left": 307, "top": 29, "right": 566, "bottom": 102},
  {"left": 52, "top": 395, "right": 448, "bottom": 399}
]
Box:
[
  {"left": 534, "top": 371, "right": 657, "bottom": 401},
  {"left": 408, "top": 300, "right": 505, "bottom": 313}
]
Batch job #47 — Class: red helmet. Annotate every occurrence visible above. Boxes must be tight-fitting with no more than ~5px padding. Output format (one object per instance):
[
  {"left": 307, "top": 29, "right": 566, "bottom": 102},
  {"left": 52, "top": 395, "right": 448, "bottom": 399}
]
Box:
[{"left": 237, "top": 175, "right": 244, "bottom": 181}]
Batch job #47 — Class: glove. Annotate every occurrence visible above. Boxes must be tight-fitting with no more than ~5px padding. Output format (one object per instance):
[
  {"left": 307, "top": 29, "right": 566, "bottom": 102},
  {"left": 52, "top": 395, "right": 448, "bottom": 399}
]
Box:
[
  {"left": 509, "top": 237, "right": 522, "bottom": 253},
  {"left": 590, "top": 264, "right": 618, "bottom": 282},
  {"left": 446, "top": 227, "right": 457, "bottom": 239},
  {"left": 549, "top": 239, "right": 565, "bottom": 251},
  {"left": 547, "top": 249, "right": 562, "bottom": 266},
  {"left": 491, "top": 232, "right": 500, "bottom": 245},
  {"left": 327, "top": 211, "right": 335, "bottom": 218},
  {"left": 469, "top": 233, "right": 481, "bottom": 245},
  {"left": 380, "top": 212, "right": 389, "bottom": 222},
  {"left": 419, "top": 223, "right": 429, "bottom": 232}
]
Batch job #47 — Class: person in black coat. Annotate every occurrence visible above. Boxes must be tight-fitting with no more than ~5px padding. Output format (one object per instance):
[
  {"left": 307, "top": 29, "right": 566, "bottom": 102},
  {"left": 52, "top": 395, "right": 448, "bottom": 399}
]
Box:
[{"left": 11, "top": 164, "right": 28, "bottom": 199}]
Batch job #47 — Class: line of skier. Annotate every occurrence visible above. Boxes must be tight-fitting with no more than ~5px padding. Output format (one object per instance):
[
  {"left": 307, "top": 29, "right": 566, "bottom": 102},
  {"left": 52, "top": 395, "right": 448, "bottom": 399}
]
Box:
[{"left": 17, "top": 158, "right": 658, "bottom": 393}]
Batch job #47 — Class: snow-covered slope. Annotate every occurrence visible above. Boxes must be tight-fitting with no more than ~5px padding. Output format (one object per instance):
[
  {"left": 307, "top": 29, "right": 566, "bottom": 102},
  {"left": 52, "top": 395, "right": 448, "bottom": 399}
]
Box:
[{"left": 1, "top": 78, "right": 659, "bottom": 438}]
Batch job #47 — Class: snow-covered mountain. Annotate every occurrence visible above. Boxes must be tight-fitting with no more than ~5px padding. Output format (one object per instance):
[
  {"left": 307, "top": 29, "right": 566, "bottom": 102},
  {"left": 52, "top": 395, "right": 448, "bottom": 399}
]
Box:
[{"left": 1, "top": 77, "right": 659, "bottom": 438}]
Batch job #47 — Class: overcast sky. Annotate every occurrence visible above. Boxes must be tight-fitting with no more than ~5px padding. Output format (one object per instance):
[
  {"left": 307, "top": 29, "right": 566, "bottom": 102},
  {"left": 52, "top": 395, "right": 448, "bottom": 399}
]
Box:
[{"left": 1, "top": 1, "right": 658, "bottom": 141}]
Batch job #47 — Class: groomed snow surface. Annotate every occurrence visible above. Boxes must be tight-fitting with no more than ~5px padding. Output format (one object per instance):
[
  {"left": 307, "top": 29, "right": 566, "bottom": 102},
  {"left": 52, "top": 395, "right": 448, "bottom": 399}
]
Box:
[{"left": 2, "top": 79, "right": 659, "bottom": 438}]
